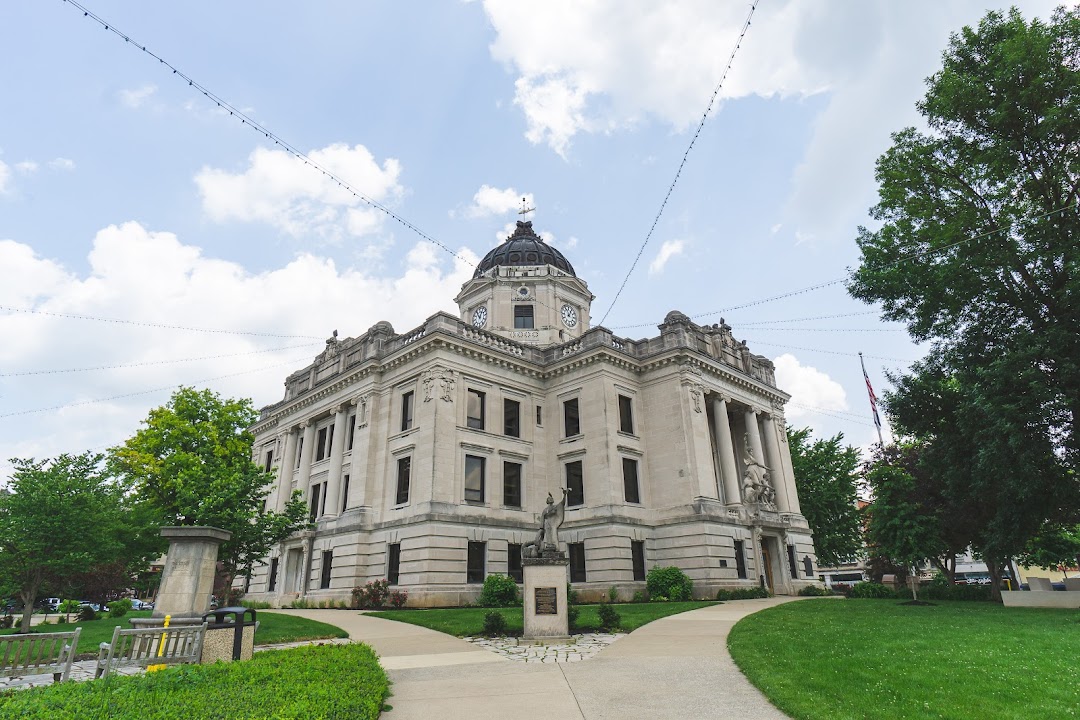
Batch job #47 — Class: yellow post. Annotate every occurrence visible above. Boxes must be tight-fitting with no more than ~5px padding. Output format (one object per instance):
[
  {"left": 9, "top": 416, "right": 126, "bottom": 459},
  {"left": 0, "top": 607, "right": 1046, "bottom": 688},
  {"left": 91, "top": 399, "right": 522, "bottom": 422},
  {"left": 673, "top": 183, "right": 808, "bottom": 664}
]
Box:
[{"left": 147, "top": 614, "right": 170, "bottom": 672}]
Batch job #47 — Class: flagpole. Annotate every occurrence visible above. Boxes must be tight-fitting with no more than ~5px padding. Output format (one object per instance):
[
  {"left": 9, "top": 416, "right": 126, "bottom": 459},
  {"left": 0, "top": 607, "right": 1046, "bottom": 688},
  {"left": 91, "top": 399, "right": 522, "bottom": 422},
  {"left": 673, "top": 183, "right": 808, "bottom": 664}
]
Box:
[{"left": 860, "top": 352, "right": 885, "bottom": 446}]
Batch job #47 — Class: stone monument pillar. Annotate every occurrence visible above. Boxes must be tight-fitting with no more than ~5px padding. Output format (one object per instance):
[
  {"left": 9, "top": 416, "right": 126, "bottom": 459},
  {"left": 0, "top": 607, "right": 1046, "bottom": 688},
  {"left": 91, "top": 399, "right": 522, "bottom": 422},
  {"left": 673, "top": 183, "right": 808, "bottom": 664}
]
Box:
[
  {"left": 132, "top": 526, "right": 231, "bottom": 628},
  {"left": 521, "top": 489, "right": 570, "bottom": 640}
]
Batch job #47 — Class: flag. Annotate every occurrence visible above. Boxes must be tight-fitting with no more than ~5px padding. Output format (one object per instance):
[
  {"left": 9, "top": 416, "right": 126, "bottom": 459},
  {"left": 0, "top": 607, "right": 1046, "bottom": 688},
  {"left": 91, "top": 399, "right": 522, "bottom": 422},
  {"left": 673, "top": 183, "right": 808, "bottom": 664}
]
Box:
[{"left": 860, "top": 353, "right": 883, "bottom": 444}]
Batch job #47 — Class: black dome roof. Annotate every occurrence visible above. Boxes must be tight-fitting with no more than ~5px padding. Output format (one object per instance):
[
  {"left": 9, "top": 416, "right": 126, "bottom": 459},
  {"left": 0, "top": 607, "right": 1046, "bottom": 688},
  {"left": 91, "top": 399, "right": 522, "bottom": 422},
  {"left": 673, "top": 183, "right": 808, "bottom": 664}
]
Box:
[{"left": 473, "top": 221, "right": 576, "bottom": 278}]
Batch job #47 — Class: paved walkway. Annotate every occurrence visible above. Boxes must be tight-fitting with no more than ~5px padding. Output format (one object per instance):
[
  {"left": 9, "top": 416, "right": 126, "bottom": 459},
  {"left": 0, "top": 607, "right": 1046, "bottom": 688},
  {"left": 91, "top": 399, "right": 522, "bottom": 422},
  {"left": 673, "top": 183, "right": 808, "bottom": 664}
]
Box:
[{"left": 282, "top": 596, "right": 802, "bottom": 720}]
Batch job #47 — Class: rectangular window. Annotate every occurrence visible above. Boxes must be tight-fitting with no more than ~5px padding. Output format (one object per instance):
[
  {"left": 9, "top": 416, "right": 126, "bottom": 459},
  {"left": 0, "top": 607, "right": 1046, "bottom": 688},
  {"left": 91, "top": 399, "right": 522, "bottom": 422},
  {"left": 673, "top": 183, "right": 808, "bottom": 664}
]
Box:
[
  {"left": 734, "top": 540, "right": 747, "bottom": 580},
  {"left": 320, "top": 550, "right": 333, "bottom": 589},
  {"left": 264, "top": 450, "right": 274, "bottom": 472},
  {"left": 295, "top": 437, "right": 304, "bottom": 468},
  {"left": 514, "top": 305, "right": 534, "bottom": 329},
  {"left": 465, "top": 455, "right": 486, "bottom": 503},
  {"left": 315, "top": 426, "right": 329, "bottom": 461},
  {"left": 309, "top": 483, "right": 321, "bottom": 522},
  {"left": 346, "top": 413, "right": 356, "bottom": 451},
  {"left": 268, "top": 557, "right": 279, "bottom": 592},
  {"left": 569, "top": 543, "right": 587, "bottom": 583},
  {"left": 401, "top": 391, "right": 414, "bottom": 432},
  {"left": 396, "top": 457, "right": 411, "bottom": 505},
  {"left": 341, "top": 475, "right": 350, "bottom": 511},
  {"left": 787, "top": 545, "right": 799, "bottom": 580},
  {"left": 319, "top": 481, "right": 328, "bottom": 516},
  {"left": 622, "top": 458, "right": 641, "bottom": 504},
  {"left": 566, "top": 460, "right": 584, "bottom": 507},
  {"left": 387, "top": 543, "right": 401, "bottom": 585},
  {"left": 503, "top": 399, "right": 520, "bottom": 437},
  {"left": 618, "top": 395, "right": 634, "bottom": 434},
  {"left": 631, "top": 540, "right": 646, "bottom": 581},
  {"left": 563, "top": 398, "right": 580, "bottom": 437},
  {"left": 508, "top": 544, "right": 523, "bottom": 583},
  {"left": 467, "top": 541, "right": 486, "bottom": 583},
  {"left": 467, "top": 389, "right": 485, "bottom": 430},
  {"left": 536, "top": 405, "right": 543, "bottom": 426},
  {"left": 503, "top": 461, "right": 522, "bottom": 508}
]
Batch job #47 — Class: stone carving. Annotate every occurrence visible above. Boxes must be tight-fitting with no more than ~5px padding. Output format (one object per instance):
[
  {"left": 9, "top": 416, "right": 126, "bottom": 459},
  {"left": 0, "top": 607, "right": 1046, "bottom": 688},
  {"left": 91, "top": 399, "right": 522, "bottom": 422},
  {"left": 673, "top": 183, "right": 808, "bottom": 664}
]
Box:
[
  {"left": 323, "top": 329, "right": 341, "bottom": 359},
  {"left": 421, "top": 366, "right": 456, "bottom": 403},
  {"left": 741, "top": 446, "right": 777, "bottom": 510},
  {"left": 684, "top": 380, "right": 706, "bottom": 413},
  {"left": 522, "top": 489, "right": 567, "bottom": 559}
]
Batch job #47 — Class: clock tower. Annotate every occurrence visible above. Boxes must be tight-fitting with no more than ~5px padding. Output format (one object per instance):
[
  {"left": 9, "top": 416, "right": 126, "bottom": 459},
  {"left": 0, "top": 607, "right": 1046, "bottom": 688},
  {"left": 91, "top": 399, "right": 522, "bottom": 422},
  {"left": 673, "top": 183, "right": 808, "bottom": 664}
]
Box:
[{"left": 455, "top": 220, "right": 593, "bottom": 346}]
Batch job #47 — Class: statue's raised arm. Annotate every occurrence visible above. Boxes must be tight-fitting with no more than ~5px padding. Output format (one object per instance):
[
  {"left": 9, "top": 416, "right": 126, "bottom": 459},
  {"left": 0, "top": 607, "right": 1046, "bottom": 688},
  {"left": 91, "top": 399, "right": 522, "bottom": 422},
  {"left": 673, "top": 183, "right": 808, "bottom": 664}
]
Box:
[{"left": 540, "top": 488, "right": 568, "bottom": 554}]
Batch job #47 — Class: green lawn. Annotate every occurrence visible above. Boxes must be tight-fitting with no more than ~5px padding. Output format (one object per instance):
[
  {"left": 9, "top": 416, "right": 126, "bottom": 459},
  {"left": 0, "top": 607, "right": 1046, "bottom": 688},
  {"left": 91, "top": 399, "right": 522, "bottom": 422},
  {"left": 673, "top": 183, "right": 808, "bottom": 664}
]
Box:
[
  {"left": 367, "top": 600, "right": 717, "bottom": 636},
  {"left": 727, "top": 599, "right": 1080, "bottom": 720},
  {"left": 1, "top": 610, "right": 346, "bottom": 657}
]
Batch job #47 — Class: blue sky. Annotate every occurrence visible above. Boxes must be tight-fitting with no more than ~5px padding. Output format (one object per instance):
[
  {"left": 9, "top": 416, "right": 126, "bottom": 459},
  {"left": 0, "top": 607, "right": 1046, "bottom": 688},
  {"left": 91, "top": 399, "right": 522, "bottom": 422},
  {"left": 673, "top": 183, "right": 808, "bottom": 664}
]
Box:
[{"left": 0, "top": 0, "right": 1061, "bottom": 480}]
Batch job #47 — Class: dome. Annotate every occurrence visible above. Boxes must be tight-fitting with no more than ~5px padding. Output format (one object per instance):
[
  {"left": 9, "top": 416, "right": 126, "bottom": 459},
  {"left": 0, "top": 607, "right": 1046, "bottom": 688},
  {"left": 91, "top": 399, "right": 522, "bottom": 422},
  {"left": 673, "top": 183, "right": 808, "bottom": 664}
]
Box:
[{"left": 473, "top": 221, "right": 576, "bottom": 278}]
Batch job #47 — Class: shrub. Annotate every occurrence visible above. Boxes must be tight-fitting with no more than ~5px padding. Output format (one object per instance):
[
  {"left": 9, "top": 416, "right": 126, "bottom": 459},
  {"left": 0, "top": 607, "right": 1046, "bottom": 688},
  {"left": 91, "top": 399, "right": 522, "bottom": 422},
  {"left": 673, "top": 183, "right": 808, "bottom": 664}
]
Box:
[
  {"left": 108, "top": 598, "right": 133, "bottom": 618},
  {"left": 798, "top": 585, "right": 832, "bottom": 597},
  {"left": 225, "top": 587, "right": 244, "bottom": 606},
  {"left": 847, "top": 581, "right": 895, "bottom": 599},
  {"left": 0, "top": 615, "right": 12, "bottom": 629},
  {"left": 55, "top": 615, "right": 68, "bottom": 625},
  {"left": 716, "top": 587, "right": 771, "bottom": 601},
  {"left": 241, "top": 600, "right": 273, "bottom": 610},
  {"left": 646, "top": 566, "right": 694, "bottom": 602},
  {"left": 607, "top": 586, "right": 619, "bottom": 603},
  {"left": 478, "top": 574, "right": 519, "bottom": 607},
  {"left": 289, "top": 598, "right": 311, "bottom": 609},
  {"left": 923, "top": 583, "right": 993, "bottom": 602},
  {"left": 0, "top": 643, "right": 389, "bottom": 719},
  {"left": 57, "top": 600, "right": 80, "bottom": 617},
  {"left": 482, "top": 611, "right": 507, "bottom": 636},
  {"left": 631, "top": 590, "right": 648, "bottom": 603},
  {"left": 567, "top": 605, "right": 580, "bottom": 633},
  {"left": 77, "top": 605, "right": 97, "bottom": 622},
  {"left": 352, "top": 580, "right": 391, "bottom": 609},
  {"left": 566, "top": 583, "right": 579, "bottom": 606},
  {"left": 597, "top": 603, "right": 621, "bottom": 632},
  {"left": 388, "top": 590, "right": 408, "bottom": 609}
]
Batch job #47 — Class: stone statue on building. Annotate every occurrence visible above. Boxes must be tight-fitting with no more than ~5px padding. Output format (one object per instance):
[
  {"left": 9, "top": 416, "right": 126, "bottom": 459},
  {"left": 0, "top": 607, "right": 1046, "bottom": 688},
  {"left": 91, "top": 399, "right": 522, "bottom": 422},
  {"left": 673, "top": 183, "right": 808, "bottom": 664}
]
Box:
[
  {"left": 741, "top": 446, "right": 777, "bottom": 510},
  {"left": 522, "top": 488, "right": 568, "bottom": 559}
]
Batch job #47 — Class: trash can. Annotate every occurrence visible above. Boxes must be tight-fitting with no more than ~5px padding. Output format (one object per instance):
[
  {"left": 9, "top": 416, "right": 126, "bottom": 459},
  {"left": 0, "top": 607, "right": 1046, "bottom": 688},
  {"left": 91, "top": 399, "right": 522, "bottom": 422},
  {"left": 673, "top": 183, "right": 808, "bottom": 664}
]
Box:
[{"left": 200, "top": 606, "right": 259, "bottom": 663}]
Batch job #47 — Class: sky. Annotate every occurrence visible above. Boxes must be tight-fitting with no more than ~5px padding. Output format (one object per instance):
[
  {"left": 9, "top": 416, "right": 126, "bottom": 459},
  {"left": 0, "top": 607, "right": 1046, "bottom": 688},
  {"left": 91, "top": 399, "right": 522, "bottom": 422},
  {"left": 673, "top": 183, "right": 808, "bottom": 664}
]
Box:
[{"left": 0, "top": 0, "right": 1063, "bottom": 481}]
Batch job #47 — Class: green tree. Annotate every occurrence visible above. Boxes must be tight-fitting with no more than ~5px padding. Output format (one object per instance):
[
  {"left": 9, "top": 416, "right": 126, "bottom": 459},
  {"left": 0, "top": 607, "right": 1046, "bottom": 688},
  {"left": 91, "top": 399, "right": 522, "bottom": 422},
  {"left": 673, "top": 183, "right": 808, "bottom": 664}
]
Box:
[
  {"left": 110, "top": 387, "right": 308, "bottom": 594},
  {"left": 1018, "top": 523, "right": 1080, "bottom": 574},
  {"left": 0, "top": 453, "right": 149, "bottom": 632},
  {"left": 848, "top": 7, "right": 1080, "bottom": 474},
  {"left": 787, "top": 427, "right": 863, "bottom": 568}
]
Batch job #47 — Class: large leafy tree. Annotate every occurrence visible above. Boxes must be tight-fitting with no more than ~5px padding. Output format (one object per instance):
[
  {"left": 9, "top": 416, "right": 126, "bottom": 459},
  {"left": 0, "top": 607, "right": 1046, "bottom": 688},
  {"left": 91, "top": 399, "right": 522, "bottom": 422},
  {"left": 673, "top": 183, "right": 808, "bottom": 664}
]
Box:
[
  {"left": 787, "top": 427, "right": 863, "bottom": 568},
  {"left": 848, "top": 7, "right": 1080, "bottom": 472},
  {"left": 110, "top": 387, "right": 308, "bottom": 593},
  {"left": 0, "top": 453, "right": 152, "bottom": 632}
]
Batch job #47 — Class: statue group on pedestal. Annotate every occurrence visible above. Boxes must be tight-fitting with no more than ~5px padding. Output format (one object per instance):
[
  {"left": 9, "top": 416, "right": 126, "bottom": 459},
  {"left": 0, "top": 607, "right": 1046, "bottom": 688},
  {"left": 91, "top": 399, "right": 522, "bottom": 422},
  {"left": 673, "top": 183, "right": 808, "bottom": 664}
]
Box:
[
  {"left": 522, "top": 488, "right": 567, "bottom": 560},
  {"left": 741, "top": 445, "right": 777, "bottom": 510}
]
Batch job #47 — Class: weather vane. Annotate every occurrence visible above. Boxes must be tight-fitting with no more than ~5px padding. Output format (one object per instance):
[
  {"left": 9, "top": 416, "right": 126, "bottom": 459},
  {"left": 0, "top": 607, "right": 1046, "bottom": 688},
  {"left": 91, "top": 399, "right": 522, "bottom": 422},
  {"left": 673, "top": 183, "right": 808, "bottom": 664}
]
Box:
[{"left": 518, "top": 196, "right": 535, "bottom": 219}]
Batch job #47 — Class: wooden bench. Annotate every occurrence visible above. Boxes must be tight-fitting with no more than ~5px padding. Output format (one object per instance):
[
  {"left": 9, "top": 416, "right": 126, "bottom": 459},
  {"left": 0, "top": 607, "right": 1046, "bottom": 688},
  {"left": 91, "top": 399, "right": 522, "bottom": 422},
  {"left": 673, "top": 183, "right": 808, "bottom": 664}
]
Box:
[
  {"left": 95, "top": 623, "right": 207, "bottom": 679},
  {"left": 0, "top": 628, "right": 82, "bottom": 683}
]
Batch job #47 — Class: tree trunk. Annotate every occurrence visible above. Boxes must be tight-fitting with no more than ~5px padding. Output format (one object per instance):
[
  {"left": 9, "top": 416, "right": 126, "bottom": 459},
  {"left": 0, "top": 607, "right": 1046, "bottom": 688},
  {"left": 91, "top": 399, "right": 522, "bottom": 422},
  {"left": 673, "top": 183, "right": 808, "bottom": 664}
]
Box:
[
  {"left": 910, "top": 566, "right": 919, "bottom": 602},
  {"left": 18, "top": 585, "right": 37, "bottom": 633},
  {"left": 985, "top": 558, "right": 1004, "bottom": 602}
]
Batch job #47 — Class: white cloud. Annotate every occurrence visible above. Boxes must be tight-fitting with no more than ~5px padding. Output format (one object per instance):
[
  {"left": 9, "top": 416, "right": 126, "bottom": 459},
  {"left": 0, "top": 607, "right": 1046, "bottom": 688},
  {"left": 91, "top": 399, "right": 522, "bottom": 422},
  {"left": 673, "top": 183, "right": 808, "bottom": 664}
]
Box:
[
  {"left": 772, "top": 353, "right": 848, "bottom": 420},
  {"left": 195, "top": 143, "right": 403, "bottom": 242},
  {"left": 48, "top": 158, "right": 75, "bottom": 171},
  {"left": 118, "top": 84, "right": 157, "bottom": 109},
  {"left": 0, "top": 222, "right": 477, "bottom": 479},
  {"left": 0, "top": 161, "right": 10, "bottom": 194},
  {"left": 648, "top": 239, "right": 684, "bottom": 275},
  {"left": 15, "top": 161, "right": 38, "bottom": 174},
  {"left": 462, "top": 185, "right": 533, "bottom": 218}
]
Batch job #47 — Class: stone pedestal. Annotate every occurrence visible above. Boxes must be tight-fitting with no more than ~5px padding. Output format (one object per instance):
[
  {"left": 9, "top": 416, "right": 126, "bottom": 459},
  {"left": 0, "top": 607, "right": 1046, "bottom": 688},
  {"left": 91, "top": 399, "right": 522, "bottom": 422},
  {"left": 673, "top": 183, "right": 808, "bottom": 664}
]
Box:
[
  {"left": 133, "top": 526, "right": 231, "bottom": 629},
  {"left": 523, "top": 554, "right": 570, "bottom": 640}
]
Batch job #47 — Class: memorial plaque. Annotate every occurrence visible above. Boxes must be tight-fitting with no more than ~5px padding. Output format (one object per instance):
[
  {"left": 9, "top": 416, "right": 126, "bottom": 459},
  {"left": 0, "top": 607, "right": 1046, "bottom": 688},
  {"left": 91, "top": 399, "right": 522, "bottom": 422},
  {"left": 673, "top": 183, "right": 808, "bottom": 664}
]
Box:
[{"left": 534, "top": 586, "right": 558, "bottom": 615}]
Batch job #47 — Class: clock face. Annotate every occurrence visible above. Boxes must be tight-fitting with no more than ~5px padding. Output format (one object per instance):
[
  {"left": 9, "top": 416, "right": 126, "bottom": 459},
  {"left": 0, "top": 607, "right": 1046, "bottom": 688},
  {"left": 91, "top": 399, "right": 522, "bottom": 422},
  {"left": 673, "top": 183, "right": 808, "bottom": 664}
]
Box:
[
  {"left": 561, "top": 304, "right": 578, "bottom": 328},
  {"left": 517, "top": 286, "right": 529, "bottom": 297},
  {"left": 472, "top": 306, "right": 487, "bottom": 328}
]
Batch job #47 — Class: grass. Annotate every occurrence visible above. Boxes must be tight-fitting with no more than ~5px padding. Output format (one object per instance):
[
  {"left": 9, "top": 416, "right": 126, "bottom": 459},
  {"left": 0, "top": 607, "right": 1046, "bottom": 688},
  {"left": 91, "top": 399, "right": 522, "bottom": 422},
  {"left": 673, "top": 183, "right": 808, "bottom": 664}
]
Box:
[
  {"left": 0, "top": 610, "right": 346, "bottom": 657},
  {"left": 367, "top": 600, "right": 717, "bottom": 636},
  {"left": 0, "top": 643, "right": 387, "bottom": 720},
  {"left": 727, "top": 599, "right": 1080, "bottom": 720}
]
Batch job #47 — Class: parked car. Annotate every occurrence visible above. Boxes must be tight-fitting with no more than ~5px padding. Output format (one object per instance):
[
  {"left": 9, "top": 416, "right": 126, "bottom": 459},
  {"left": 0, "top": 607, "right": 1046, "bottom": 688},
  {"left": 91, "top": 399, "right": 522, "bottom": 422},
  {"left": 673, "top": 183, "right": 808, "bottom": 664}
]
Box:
[
  {"left": 130, "top": 599, "right": 154, "bottom": 611},
  {"left": 77, "top": 601, "right": 101, "bottom": 612}
]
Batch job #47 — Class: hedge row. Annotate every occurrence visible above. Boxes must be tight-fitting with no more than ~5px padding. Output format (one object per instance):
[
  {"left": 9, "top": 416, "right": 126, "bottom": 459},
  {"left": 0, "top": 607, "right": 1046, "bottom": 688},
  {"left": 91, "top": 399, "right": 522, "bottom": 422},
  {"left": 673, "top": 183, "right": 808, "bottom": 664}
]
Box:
[
  {"left": 0, "top": 643, "right": 388, "bottom": 720},
  {"left": 847, "top": 581, "right": 993, "bottom": 602}
]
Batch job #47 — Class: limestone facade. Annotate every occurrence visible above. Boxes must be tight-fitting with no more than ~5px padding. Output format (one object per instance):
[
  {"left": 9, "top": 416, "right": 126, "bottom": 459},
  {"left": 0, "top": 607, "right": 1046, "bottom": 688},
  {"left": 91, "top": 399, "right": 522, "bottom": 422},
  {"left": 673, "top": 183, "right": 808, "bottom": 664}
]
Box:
[{"left": 244, "top": 222, "right": 818, "bottom": 607}]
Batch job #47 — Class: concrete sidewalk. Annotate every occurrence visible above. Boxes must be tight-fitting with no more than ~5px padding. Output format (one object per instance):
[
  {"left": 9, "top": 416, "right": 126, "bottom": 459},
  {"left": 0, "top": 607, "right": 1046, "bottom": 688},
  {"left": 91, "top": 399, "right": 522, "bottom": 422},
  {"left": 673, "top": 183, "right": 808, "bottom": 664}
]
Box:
[{"left": 282, "top": 596, "right": 800, "bottom": 720}]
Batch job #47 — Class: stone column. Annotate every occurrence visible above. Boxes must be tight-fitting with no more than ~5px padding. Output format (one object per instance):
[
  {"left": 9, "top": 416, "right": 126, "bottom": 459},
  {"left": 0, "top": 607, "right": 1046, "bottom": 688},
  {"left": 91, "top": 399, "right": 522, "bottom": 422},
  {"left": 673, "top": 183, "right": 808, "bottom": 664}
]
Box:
[
  {"left": 137, "top": 526, "right": 231, "bottom": 627},
  {"left": 323, "top": 405, "right": 349, "bottom": 517},
  {"left": 274, "top": 428, "right": 298, "bottom": 513},
  {"left": 295, "top": 420, "right": 316, "bottom": 506},
  {"left": 762, "top": 414, "right": 790, "bottom": 513},
  {"left": 711, "top": 396, "right": 741, "bottom": 505},
  {"left": 346, "top": 396, "right": 365, "bottom": 509},
  {"left": 744, "top": 408, "right": 765, "bottom": 465}
]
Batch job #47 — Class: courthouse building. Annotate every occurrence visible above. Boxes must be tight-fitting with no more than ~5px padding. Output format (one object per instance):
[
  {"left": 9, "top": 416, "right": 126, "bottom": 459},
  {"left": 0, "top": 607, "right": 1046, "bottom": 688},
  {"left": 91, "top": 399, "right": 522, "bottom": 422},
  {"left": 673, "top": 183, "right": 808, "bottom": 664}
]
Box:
[{"left": 245, "top": 221, "right": 818, "bottom": 606}]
